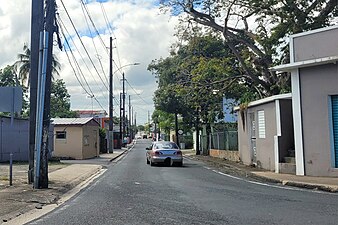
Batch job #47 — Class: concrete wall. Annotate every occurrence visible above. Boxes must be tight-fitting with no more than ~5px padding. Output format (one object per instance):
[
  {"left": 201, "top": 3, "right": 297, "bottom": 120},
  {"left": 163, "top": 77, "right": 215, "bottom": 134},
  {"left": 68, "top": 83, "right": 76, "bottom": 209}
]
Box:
[
  {"left": 53, "top": 126, "right": 83, "bottom": 159},
  {"left": 82, "top": 123, "right": 99, "bottom": 159},
  {"left": 293, "top": 28, "right": 338, "bottom": 62},
  {"left": 210, "top": 149, "right": 240, "bottom": 162},
  {"left": 300, "top": 63, "right": 338, "bottom": 176},
  {"left": 238, "top": 102, "right": 277, "bottom": 171},
  {"left": 0, "top": 117, "right": 29, "bottom": 162},
  {"left": 278, "top": 100, "right": 294, "bottom": 161}
]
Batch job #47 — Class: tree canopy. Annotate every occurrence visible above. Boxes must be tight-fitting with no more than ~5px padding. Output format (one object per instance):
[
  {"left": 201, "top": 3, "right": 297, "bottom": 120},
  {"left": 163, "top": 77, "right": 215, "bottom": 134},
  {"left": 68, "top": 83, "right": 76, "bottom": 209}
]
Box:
[
  {"left": 160, "top": 0, "right": 338, "bottom": 97},
  {"left": 50, "top": 79, "right": 77, "bottom": 118}
]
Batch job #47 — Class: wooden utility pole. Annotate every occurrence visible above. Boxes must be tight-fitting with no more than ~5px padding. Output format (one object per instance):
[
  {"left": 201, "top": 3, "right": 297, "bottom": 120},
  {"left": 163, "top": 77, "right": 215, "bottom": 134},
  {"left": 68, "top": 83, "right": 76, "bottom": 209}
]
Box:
[
  {"left": 28, "top": 0, "right": 44, "bottom": 184},
  {"left": 108, "top": 36, "right": 113, "bottom": 153}
]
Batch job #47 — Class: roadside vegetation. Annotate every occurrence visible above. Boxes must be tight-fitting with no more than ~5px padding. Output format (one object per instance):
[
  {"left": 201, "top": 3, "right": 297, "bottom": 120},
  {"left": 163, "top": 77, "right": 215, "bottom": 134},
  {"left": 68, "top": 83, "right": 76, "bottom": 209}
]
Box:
[{"left": 149, "top": 0, "right": 338, "bottom": 142}]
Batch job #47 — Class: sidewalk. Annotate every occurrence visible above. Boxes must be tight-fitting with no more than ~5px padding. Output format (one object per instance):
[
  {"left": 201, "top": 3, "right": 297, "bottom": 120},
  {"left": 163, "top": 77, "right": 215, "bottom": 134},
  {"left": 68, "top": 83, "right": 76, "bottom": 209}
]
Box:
[
  {"left": 182, "top": 149, "right": 338, "bottom": 192},
  {"left": 0, "top": 149, "right": 127, "bottom": 224}
]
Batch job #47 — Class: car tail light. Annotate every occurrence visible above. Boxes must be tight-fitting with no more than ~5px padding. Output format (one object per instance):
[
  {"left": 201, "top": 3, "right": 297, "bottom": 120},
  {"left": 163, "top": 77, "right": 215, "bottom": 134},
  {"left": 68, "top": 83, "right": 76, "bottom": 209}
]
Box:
[
  {"left": 176, "top": 151, "right": 182, "bottom": 155},
  {"left": 154, "top": 151, "right": 160, "bottom": 156}
]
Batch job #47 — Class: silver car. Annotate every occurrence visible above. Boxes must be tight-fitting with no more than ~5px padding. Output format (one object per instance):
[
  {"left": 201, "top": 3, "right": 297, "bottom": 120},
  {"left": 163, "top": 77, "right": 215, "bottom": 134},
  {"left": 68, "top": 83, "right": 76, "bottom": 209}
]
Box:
[{"left": 146, "top": 141, "right": 183, "bottom": 166}]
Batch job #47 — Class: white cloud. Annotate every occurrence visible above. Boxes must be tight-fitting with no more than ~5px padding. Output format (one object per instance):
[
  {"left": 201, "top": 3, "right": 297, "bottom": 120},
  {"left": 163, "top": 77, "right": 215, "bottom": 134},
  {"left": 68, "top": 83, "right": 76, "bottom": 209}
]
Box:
[{"left": 0, "top": 0, "right": 179, "bottom": 125}]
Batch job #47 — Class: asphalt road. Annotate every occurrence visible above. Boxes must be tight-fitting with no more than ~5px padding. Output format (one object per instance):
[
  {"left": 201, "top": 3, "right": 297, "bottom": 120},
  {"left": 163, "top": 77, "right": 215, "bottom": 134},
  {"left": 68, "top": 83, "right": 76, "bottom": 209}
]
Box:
[{"left": 27, "top": 140, "right": 338, "bottom": 225}]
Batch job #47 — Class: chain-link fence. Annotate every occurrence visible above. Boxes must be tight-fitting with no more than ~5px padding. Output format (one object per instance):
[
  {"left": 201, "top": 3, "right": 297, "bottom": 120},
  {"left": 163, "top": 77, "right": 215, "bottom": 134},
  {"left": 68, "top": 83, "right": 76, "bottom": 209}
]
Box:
[{"left": 199, "top": 130, "right": 238, "bottom": 154}]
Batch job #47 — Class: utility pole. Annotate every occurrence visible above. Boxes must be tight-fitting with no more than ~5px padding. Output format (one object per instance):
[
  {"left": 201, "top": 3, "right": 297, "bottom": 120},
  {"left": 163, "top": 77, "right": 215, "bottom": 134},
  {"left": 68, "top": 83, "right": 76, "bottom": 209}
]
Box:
[
  {"left": 128, "top": 95, "right": 131, "bottom": 139},
  {"left": 131, "top": 106, "right": 134, "bottom": 139},
  {"left": 39, "top": 0, "right": 57, "bottom": 188},
  {"left": 122, "top": 72, "right": 126, "bottom": 146},
  {"left": 148, "top": 111, "right": 150, "bottom": 135},
  {"left": 108, "top": 36, "right": 113, "bottom": 153},
  {"left": 134, "top": 112, "right": 137, "bottom": 136},
  {"left": 28, "top": 0, "right": 44, "bottom": 184},
  {"left": 119, "top": 93, "right": 122, "bottom": 148}
]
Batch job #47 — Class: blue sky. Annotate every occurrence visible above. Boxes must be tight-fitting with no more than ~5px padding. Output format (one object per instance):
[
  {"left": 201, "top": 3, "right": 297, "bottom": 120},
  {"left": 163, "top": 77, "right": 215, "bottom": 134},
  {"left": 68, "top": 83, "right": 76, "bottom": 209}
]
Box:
[{"left": 0, "top": 0, "right": 180, "bottom": 125}]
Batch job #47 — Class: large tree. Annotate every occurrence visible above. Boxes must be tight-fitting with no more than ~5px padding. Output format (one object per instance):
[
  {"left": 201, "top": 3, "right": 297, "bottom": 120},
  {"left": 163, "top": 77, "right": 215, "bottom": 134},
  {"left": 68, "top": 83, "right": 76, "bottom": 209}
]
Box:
[
  {"left": 160, "top": 0, "right": 338, "bottom": 97},
  {"left": 50, "top": 79, "right": 77, "bottom": 118}
]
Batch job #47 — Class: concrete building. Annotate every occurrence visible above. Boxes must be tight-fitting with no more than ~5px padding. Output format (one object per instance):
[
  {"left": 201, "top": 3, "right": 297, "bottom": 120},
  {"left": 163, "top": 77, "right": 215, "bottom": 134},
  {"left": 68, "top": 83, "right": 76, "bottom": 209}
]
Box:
[
  {"left": 273, "top": 25, "right": 338, "bottom": 177},
  {"left": 236, "top": 94, "right": 294, "bottom": 172},
  {"left": 52, "top": 118, "right": 100, "bottom": 160}
]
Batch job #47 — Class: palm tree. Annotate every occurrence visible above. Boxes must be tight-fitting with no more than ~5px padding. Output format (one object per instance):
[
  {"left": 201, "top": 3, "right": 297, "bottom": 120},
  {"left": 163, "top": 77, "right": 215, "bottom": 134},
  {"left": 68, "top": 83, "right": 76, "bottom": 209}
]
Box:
[{"left": 14, "top": 43, "right": 61, "bottom": 87}]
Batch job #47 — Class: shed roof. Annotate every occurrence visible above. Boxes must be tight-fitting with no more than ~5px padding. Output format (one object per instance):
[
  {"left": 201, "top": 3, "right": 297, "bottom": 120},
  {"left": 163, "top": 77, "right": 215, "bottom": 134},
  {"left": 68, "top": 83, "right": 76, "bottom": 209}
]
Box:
[
  {"left": 51, "top": 118, "right": 98, "bottom": 126},
  {"left": 234, "top": 93, "right": 292, "bottom": 111}
]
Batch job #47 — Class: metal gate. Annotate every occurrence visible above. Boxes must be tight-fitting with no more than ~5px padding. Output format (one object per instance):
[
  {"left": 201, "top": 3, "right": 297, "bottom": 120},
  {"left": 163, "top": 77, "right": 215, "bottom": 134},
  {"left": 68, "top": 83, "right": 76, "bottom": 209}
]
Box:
[{"left": 332, "top": 95, "right": 338, "bottom": 168}]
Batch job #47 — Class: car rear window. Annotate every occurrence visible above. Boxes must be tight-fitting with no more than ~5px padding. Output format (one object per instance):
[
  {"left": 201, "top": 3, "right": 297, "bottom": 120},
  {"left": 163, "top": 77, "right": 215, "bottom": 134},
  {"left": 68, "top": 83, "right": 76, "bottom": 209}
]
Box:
[{"left": 155, "top": 142, "right": 179, "bottom": 149}]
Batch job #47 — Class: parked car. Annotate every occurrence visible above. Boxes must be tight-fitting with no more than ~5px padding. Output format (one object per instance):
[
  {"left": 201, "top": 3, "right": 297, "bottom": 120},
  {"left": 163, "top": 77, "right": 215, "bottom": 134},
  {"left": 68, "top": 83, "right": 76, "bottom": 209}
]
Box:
[{"left": 146, "top": 141, "right": 183, "bottom": 166}]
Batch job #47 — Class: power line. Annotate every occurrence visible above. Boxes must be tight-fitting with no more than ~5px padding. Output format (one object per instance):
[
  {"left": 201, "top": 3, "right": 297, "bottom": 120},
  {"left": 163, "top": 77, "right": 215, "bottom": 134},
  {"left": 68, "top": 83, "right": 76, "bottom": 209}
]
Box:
[
  {"left": 59, "top": 0, "right": 109, "bottom": 92},
  {"left": 59, "top": 23, "right": 107, "bottom": 112},
  {"left": 57, "top": 16, "right": 109, "bottom": 103},
  {"left": 80, "top": 2, "right": 109, "bottom": 84}
]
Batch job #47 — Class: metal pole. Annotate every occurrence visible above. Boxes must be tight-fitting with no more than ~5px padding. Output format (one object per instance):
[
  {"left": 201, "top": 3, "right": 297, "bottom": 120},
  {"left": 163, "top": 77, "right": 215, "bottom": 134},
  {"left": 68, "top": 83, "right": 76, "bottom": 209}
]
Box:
[
  {"left": 34, "top": 31, "right": 49, "bottom": 189},
  {"left": 9, "top": 153, "right": 13, "bottom": 186},
  {"left": 122, "top": 73, "right": 126, "bottom": 146},
  {"left": 108, "top": 36, "right": 113, "bottom": 153},
  {"left": 119, "top": 93, "right": 122, "bottom": 148},
  {"left": 128, "top": 95, "right": 131, "bottom": 140}
]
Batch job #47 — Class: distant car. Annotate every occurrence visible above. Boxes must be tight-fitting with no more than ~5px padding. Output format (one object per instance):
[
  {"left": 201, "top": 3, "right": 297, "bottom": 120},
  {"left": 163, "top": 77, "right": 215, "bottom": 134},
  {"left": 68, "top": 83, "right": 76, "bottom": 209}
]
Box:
[
  {"left": 142, "top": 135, "right": 147, "bottom": 139},
  {"left": 146, "top": 141, "right": 183, "bottom": 167},
  {"left": 136, "top": 136, "right": 142, "bottom": 139}
]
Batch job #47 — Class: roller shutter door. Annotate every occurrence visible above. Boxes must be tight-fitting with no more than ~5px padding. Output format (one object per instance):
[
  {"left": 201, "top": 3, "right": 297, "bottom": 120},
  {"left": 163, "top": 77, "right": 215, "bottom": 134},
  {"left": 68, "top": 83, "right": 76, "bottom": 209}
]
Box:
[{"left": 332, "top": 95, "right": 338, "bottom": 168}]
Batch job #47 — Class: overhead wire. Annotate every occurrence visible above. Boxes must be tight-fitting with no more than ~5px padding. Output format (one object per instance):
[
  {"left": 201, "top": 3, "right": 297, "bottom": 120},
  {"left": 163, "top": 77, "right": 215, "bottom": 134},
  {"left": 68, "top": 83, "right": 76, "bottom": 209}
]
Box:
[
  {"left": 57, "top": 15, "right": 109, "bottom": 104},
  {"left": 59, "top": 0, "right": 109, "bottom": 92},
  {"left": 80, "top": 2, "right": 109, "bottom": 84},
  {"left": 58, "top": 19, "right": 108, "bottom": 112}
]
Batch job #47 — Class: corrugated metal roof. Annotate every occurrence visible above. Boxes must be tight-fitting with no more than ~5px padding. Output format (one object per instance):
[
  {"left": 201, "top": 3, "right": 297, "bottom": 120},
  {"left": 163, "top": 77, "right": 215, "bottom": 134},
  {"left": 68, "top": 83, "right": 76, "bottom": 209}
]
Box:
[{"left": 51, "top": 118, "right": 95, "bottom": 125}]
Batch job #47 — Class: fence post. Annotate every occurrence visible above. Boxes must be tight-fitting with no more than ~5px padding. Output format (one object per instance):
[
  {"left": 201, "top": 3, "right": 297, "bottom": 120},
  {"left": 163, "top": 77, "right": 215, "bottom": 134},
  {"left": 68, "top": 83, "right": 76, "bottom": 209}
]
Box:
[
  {"left": 217, "top": 133, "right": 220, "bottom": 150},
  {"left": 9, "top": 153, "right": 13, "bottom": 186}
]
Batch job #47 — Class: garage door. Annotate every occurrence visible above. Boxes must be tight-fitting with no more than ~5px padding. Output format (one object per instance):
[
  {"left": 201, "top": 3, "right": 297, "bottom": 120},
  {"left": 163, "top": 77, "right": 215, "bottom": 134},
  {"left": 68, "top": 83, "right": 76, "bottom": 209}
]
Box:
[{"left": 332, "top": 95, "right": 338, "bottom": 168}]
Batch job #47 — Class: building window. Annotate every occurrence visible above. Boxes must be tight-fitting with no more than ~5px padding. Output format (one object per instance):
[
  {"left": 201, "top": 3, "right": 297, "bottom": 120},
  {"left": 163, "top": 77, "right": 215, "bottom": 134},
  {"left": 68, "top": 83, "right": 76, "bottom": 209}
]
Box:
[
  {"left": 258, "top": 110, "right": 266, "bottom": 139},
  {"left": 56, "top": 131, "right": 67, "bottom": 139}
]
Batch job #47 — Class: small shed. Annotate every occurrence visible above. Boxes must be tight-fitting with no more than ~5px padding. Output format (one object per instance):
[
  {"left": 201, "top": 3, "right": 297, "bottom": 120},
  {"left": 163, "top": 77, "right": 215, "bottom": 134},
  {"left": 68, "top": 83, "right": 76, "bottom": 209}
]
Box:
[
  {"left": 236, "top": 94, "right": 294, "bottom": 172},
  {"left": 52, "top": 118, "right": 100, "bottom": 160}
]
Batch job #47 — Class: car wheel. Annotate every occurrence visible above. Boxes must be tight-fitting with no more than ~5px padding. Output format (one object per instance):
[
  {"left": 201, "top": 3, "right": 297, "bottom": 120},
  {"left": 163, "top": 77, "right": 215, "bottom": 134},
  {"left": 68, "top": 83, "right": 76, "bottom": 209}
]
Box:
[
  {"left": 146, "top": 158, "right": 150, "bottom": 164},
  {"left": 150, "top": 159, "right": 154, "bottom": 167}
]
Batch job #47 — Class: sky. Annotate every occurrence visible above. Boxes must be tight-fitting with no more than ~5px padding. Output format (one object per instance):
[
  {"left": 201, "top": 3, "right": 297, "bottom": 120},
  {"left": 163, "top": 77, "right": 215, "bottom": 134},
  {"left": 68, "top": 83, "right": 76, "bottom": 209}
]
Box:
[{"left": 0, "top": 0, "right": 179, "bottom": 125}]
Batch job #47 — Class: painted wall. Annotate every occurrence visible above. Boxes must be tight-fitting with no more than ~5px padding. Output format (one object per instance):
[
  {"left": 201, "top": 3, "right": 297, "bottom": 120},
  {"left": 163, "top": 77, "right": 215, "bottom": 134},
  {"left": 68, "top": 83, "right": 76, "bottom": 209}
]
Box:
[
  {"left": 293, "top": 28, "right": 338, "bottom": 62},
  {"left": 300, "top": 63, "right": 338, "bottom": 176},
  {"left": 238, "top": 102, "right": 277, "bottom": 171},
  {"left": 0, "top": 117, "right": 29, "bottom": 162},
  {"left": 53, "top": 126, "right": 83, "bottom": 159},
  {"left": 82, "top": 123, "right": 99, "bottom": 159}
]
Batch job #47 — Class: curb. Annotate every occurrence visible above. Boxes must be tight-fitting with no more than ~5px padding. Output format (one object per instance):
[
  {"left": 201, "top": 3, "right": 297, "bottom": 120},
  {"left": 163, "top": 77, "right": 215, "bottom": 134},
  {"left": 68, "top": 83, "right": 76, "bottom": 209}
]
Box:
[{"left": 184, "top": 154, "right": 338, "bottom": 193}]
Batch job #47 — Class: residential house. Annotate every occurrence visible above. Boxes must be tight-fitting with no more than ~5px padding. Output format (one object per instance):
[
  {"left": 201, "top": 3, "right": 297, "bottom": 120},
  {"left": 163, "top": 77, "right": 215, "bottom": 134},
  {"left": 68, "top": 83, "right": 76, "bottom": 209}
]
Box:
[{"left": 52, "top": 118, "right": 100, "bottom": 160}]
